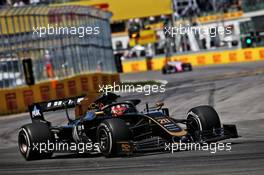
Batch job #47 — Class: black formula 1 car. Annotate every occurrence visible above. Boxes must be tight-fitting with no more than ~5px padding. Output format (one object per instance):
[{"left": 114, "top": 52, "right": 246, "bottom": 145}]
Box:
[
  {"left": 18, "top": 93, "right": 238, "bottom": 160},
  {"left": 162, "top": 61, "right": 192, "bottom": 74}
]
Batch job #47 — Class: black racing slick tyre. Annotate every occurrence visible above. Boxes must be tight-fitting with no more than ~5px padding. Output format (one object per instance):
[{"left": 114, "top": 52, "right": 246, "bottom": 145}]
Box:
[
  {"left": 162, "top": 67, "right": 167, "bottom": 74},
  {"left": 187, "top": 105, "right": 221, "bottom": 141},
  {"left": 97, "top": 118, "right": 131, "bottom": 157},
  {"left": 18, "top": 122, "right": 53, "bottom": 161},
  {"left": 187, "top": 64, "right": 193, "bottom": 71},
  {"left": 183, "top": 63, "right": 192, "bottom": 71}
]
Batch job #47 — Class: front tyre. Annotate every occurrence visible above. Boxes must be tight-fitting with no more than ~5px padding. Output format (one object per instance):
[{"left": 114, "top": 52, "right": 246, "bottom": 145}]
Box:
[
  {"left": 187, "top": 105, "right": 221, "bottom": 141},
  {"left": 97, "top": 118, "right": 130, "bottom": 157},
  {"left": 18, "top": 122, "right": 53, "bottom": 161},
  {"left": 183, "top": 63, "right": 192, "bottom": 71}
]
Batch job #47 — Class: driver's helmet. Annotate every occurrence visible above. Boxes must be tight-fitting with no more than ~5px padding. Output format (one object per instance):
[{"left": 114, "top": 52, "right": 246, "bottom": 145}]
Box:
[{"left": 111, "top": 104, "right": 129, "bottom": 116}]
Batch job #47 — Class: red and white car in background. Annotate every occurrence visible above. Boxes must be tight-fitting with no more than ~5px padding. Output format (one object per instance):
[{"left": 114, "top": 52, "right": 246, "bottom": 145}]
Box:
[{"left": 162, "top": 61, "right": 192, "bottom": 74}]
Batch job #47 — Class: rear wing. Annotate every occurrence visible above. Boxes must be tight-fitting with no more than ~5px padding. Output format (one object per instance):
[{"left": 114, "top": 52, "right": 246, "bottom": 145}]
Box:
[{"left": 28, "top": 96, "right": 84, "bottom": 122}]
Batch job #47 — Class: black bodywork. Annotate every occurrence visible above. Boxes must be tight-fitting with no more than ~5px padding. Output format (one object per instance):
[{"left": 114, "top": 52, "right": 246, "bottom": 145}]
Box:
[{"left": 19, "top": 93, "right": 239, "bottom": 159}]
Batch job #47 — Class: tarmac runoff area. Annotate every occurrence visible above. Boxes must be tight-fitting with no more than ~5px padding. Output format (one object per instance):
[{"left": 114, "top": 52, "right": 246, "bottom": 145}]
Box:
[{"left": 0, "top": 61, "right": 264, "bottom": 175}]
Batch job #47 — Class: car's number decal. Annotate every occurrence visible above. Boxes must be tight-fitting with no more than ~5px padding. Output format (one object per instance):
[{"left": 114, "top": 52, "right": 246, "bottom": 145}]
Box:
[
  {"left": 157, "top": 118, "right": 171, "bottom": 124},
  {"left": 153, "top": 117, "right": 182, "bottom": 132}
]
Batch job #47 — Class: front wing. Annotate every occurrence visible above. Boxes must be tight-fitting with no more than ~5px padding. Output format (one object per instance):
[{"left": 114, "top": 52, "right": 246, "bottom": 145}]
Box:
[{"left": 115, "top": 124, "right": 238, "bottom": 155}]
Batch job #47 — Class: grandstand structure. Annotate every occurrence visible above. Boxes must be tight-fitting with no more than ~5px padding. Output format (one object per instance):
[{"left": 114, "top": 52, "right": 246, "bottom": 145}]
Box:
[
  {"left": 2, "top": 0, "right": 261, "bottom": 55},
  {"left": 0, "top": 5, "right": 116, "bottom": 88}
]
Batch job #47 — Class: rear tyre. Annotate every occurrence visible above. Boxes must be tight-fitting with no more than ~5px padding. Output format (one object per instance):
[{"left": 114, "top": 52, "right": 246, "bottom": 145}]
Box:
[
  {"left": 162, "top": 67, "right": 167, "bottom": 74},
  {"left": 187, "top": 105, "right": 221, "bottom": 141},
  {"left": 18, "top": 122, "right": 53, "bottom": 161},
  {"left": 97, "top": 118, "right": 130, "bottom": 157}
]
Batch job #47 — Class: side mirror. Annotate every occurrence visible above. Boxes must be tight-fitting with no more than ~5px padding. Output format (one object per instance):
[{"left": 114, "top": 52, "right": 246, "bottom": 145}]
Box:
[{"left": 162, "top": 108, "right": 169, "bottom": 116}]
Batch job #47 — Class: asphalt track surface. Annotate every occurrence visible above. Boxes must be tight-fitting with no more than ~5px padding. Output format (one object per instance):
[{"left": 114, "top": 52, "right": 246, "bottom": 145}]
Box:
[{"left": 1, "top": 61, "right": 264, "bottom": 175}]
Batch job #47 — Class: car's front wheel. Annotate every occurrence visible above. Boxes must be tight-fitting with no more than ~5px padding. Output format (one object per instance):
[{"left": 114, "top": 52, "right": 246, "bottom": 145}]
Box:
[
  {"left": 183, "top": 63, "right": 192, "bottom": 71},
  {"left": 187, "top": 105, "right": 221, "bottom": 142}
]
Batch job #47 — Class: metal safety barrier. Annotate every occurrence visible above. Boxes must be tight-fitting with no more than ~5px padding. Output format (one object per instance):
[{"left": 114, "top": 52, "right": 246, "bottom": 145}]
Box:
[{"left": 121, "top": 47, "right": 264, "bottom": 73}]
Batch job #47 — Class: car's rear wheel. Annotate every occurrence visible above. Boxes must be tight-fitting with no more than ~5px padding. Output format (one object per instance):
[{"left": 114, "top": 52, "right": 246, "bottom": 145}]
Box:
[
  {"left": 18, "top": 122, "right": 53, "bottom": 161},
  {"left": 162, "top": 67, "right": 167, "bottom": 74},
  {"left": 97, "top": 118, "right": 131, "bottom": 157},
  {"left": 187, "top": 105, "right": 221, "bottom": 142}
]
